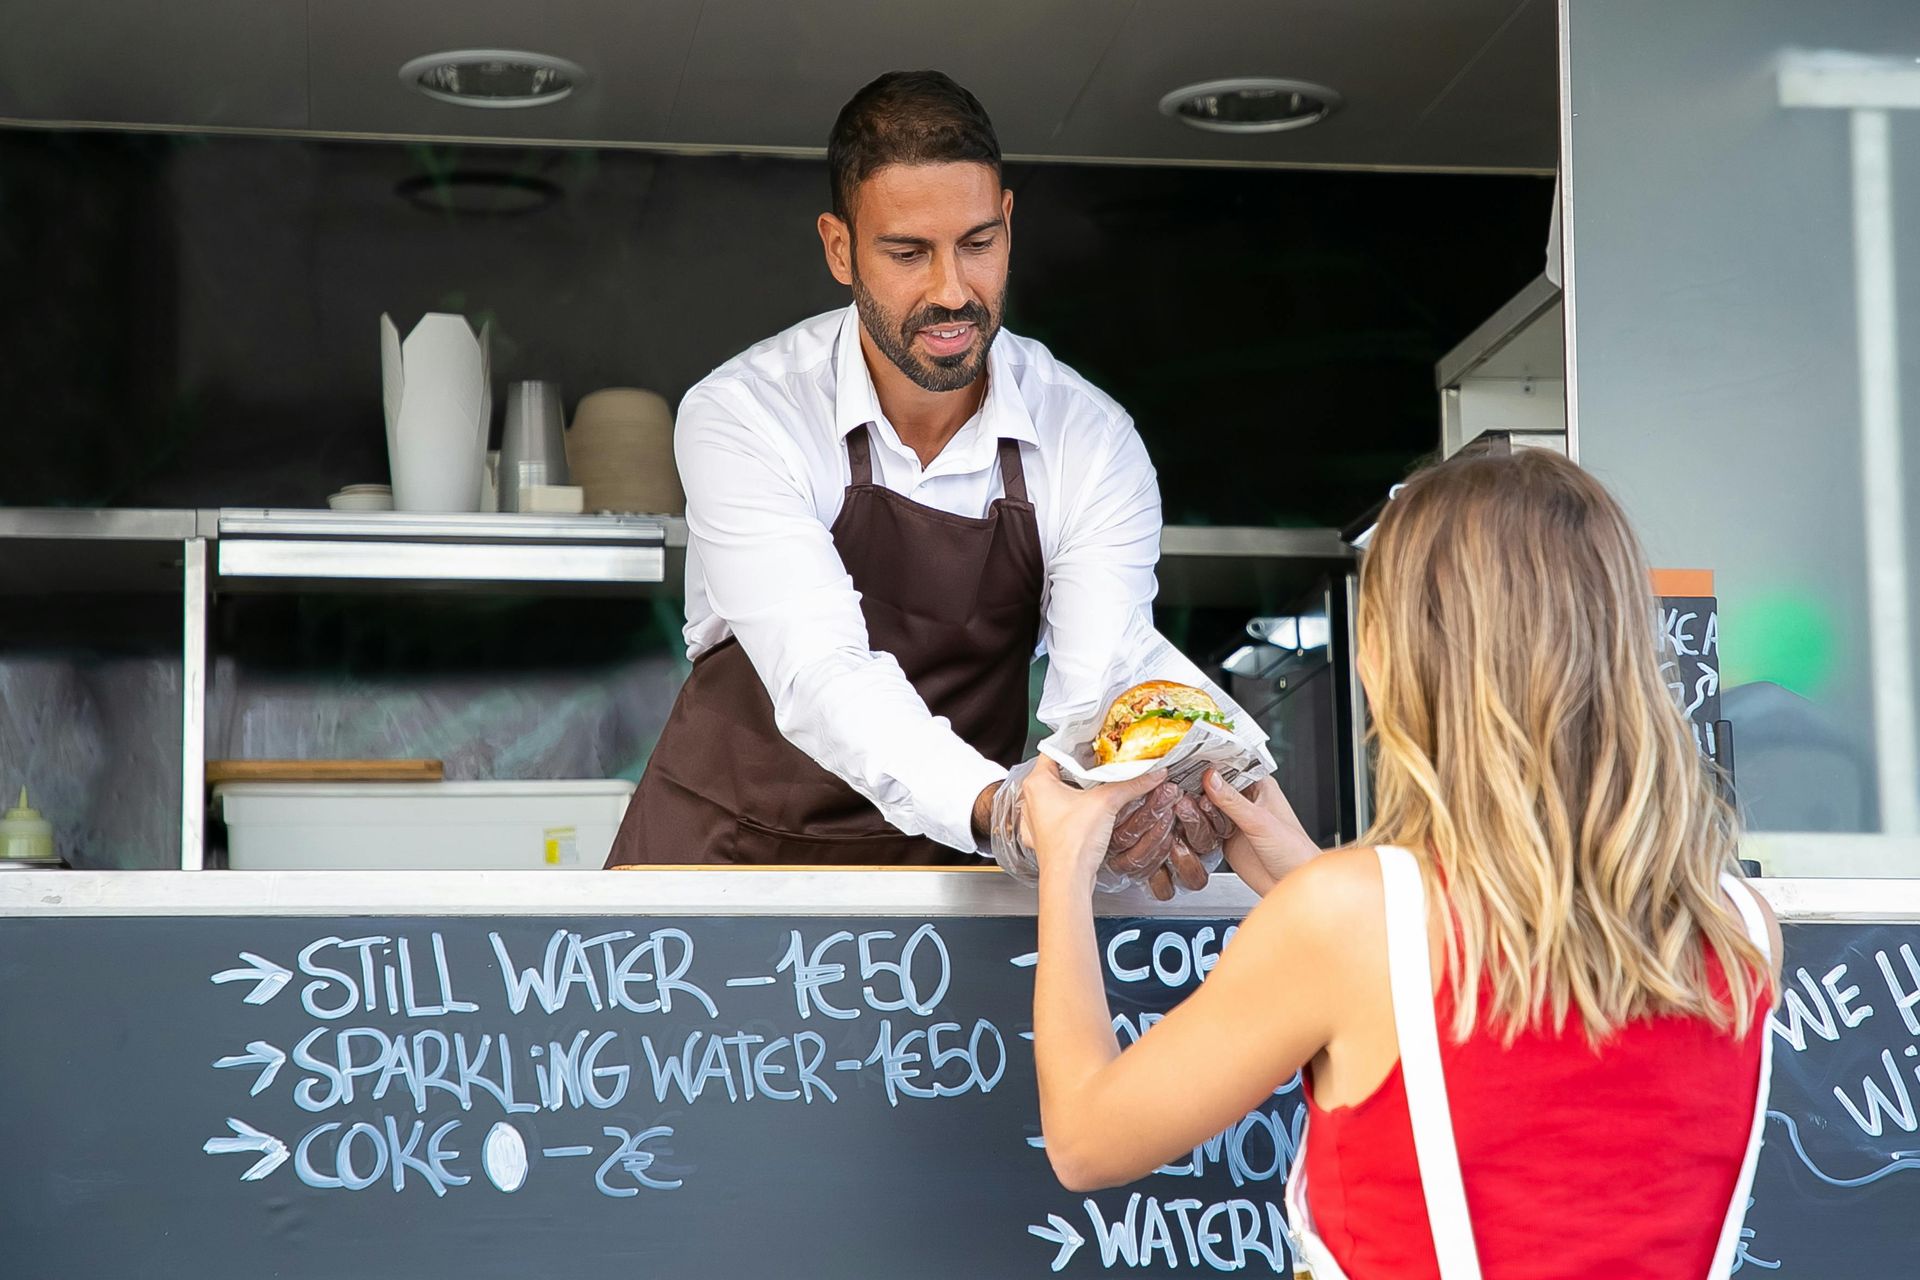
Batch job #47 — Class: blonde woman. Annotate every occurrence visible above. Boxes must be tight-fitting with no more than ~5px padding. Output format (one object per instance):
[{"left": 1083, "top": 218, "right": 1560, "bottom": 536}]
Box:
[{"left": 1024, "top": 448, "right": 1782, "bottom": 1279}]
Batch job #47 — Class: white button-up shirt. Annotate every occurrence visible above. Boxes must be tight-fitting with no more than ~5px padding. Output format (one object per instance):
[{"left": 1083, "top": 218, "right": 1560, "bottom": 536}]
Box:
[{"left": 675, "top": 305, "right": 1161, "bottom": 853}]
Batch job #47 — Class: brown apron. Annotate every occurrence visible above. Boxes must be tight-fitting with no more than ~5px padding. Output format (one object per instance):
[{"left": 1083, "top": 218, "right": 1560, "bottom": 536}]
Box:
[{"left": 606, "top": 423, "right": 1044, "bottom": 866}]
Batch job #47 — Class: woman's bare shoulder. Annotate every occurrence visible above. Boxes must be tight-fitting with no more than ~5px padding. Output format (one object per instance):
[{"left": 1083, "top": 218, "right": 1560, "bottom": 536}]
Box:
[{"left": 1239, "top": 845, "right": 1387, "bottom": 945}]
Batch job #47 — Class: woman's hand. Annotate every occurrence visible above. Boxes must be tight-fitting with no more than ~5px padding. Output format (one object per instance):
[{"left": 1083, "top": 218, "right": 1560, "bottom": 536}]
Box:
[
  {"left": 1020, "top": 759, "right": 1170, "bottom": 894},
  {"left": 1202, "top": 770, "right": 1321, "bottom": 895}
]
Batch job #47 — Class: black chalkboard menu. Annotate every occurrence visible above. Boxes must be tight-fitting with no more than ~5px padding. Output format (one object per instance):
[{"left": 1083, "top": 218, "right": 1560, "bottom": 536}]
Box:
[
  {"left": 1745, "top": 922, "right": 1920, "bottom": 1276},
  {"left": 0, "top": 914, "right": 1294, "bottom": 1278},
  {"left": 1, "top": 911, "right": 1913, "bottom": 1277}
]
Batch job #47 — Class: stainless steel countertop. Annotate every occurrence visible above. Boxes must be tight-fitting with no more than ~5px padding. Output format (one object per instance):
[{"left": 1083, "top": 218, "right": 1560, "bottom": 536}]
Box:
[
  {"left": 0, "top": 867, "right": 1264, "bottom": 917},
  {"left": 0, "top": 868, "right": 1914, "bottom": 923}
]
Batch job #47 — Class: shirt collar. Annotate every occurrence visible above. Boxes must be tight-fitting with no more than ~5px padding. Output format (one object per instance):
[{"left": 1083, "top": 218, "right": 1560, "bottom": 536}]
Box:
[{"left": 831, "top": 303, "right": 1040, "bottom": 453}]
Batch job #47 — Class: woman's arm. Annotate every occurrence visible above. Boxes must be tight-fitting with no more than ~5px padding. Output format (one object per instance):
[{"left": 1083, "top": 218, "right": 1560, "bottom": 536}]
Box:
[
  {"left": 1023, "top": 761, "right": 1365, "bottom": 1191},
  {"left": 1203, "top": 771, "right": 1321, "bottom": 896}
]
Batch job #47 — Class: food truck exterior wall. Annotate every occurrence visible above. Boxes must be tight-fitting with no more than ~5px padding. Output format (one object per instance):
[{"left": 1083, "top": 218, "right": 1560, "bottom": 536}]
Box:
[{"left": 1560, "top": 0, "right": 1920, "bottom": 867}]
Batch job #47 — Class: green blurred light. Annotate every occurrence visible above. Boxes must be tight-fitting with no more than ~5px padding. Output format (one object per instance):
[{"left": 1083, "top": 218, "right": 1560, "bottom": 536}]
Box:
[{"left": 1721, "top": 591, "right": 1836, "bottom": 697}]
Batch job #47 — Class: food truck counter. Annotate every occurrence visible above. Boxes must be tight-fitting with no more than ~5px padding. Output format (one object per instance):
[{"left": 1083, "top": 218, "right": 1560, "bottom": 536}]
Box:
[{"left": 1, "top": 864, "right": 1917, "bottom": 1276}]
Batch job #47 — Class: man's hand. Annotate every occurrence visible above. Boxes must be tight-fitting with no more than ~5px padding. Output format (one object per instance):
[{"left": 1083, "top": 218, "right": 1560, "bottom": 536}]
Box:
[
  {"left": 1101, "top": 782, "right": 1235, "bottom": 901},
  {"left": 1123, "top": 789, "right": 1235, "bottom": 900},
  {"left": 987, "top": 764, "right": 1234, "bottom": 900},
  {"left": 1100, "top": 782, "right": 1179, "bottom": 877}
]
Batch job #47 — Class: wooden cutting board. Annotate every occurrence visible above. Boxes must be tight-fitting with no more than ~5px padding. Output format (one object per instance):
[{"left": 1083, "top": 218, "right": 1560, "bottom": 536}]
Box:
[{"left": 206, "top": 759, "right": 444, "bottom": 785}]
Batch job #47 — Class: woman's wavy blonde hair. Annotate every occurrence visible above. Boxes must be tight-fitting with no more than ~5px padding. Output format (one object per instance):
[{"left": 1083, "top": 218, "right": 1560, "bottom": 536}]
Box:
[{"left": 1358, "top": 447, "right": 1773, "bottom": 1043}]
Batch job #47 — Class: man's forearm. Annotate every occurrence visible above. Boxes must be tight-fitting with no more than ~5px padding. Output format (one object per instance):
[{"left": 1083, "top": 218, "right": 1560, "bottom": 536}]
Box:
[{"left": 971, "top": 781, "right": 999, "bottom": 842}]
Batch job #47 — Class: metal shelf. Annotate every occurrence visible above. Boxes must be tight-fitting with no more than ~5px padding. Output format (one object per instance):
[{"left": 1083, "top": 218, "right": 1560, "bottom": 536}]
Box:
[
  {"left": 213, "top": 509, "right": 667, "bottom": 593},
  {"left": 663, "top": 516, "right": 1355, "bottom": 609},
  {"left": 0, "top": 508, "right": 199, "bottom": 540},
  {"left": 215, "top": 509, "right": 667, "bottom": 544},
  {"left": 0, "top": 509, "right": 1346, "bottom": 599},
  {"left": 0, "top": 508, "right": 200, "bottom": 595}
]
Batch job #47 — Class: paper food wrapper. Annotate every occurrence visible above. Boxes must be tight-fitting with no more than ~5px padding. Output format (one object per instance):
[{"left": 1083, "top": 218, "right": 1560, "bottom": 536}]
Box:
[
  {"left": 1040, "top": 621, "right": 1275, "bottom": 798},
  {"left": 381, "top": 311, "right": 493, "bottom": 513}
]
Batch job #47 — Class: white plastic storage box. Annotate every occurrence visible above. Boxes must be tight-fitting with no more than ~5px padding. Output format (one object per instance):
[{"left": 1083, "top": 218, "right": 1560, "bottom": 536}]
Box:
[{"left": 215, "top": 780, "right": 636, "bottom": 870}]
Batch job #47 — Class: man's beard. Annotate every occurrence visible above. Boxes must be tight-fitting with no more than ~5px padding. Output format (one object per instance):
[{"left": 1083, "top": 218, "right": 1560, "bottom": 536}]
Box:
[{"left": 851, "top": 269, "right": 1004, "bottom": 394}]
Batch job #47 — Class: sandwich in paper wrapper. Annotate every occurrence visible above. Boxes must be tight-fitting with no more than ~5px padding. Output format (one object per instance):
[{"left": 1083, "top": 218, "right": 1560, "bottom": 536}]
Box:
[{"left": 1041, "top": 623, "right": 1276, "bottom": 802}]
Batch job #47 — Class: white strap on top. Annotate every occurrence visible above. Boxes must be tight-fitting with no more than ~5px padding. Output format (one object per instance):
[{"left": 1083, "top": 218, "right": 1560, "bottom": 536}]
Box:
[
  {"left": 1377, "top": 845, "right": 1484, "bottom": 1280},
  {"left": 1707, "top": 873, "right": 1776, "bottom": 1279}
]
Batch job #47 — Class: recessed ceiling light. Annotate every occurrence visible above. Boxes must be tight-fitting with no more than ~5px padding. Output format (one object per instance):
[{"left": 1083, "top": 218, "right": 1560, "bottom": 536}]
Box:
[
  {"left": 1159, "top": 78, "right": 1340, "bottom": 134},
  {"left": 396, "top": 172, "right": 562, "bottom": 217},
  {"left": 399, "top": 50, "right": 585, "bottom": 109}
]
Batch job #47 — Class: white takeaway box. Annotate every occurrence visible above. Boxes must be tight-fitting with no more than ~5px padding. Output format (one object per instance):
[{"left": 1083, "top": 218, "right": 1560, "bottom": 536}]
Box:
[{"left": 215, "top": 780, "right": 636, "bottom": 870}]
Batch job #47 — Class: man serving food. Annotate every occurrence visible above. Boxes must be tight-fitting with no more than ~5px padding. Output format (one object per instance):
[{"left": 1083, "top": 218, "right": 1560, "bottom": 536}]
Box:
[{"left": 606, "top": 70, "right": 1230, "bottom": 891}]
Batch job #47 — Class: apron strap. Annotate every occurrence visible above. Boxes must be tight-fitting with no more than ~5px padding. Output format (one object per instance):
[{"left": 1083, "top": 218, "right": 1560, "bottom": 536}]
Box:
[
  {"left": 848, "top": 425, "right": 1027, "bottom": 504},
  {"left": 846, "top": 424, "right": 875, "bottom": 486},
  {"left": 1378, "top": 845, "right": 1485, "bottom": 1280},
  {"left": 997, "top": 437, "right": 1029, "bottom": 504},
  {"left": 1707, "top": 873, "right": 1775, "bottom": 1279}
]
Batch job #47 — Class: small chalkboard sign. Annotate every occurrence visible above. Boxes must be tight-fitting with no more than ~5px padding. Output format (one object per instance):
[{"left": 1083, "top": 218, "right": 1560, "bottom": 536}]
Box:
[{"left": 1653, "top": 570, "right": 1735, "bottom": 787}]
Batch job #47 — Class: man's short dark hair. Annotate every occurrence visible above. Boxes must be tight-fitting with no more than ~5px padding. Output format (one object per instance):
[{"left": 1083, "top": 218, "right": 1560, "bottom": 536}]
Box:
[{"left": 827, "top": 70, "right": 1002, "bottom": 224}]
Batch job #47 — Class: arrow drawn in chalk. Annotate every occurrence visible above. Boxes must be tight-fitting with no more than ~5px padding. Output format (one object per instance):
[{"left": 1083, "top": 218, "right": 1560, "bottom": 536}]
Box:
[
  {"left": 203, "top": 1119, "right": 289, "bottom": 1181},
  {"left": 1028, "top": 1213, "right": 1085, "bottom": 1271},
  {"left": 1010, "top": 952, "right": 1039, "bottom": 968},
  {"left": 211, "top": 952, "right": 292, "bottom": 1005},
  {"left": 213, "top": 1041, "right": 287, "bottom": 1096}
]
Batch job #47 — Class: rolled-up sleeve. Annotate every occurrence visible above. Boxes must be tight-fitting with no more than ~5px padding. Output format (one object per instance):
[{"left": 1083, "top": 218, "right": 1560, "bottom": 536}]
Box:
[
  {"left": 1035, "top": 416, "right": 1162, "bottom": 731},
  {"left": 675, "top": 385, "right": 1006, "bottom": 853}
]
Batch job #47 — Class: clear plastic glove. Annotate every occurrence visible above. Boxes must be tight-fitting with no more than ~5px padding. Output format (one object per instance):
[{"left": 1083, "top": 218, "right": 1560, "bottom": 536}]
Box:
[
  {"left": 1174, "top": 790, "right": 1236, "bottom": 852},
  {"left": 1121, "top": 791, "right": 1235, "bottom": 900},
  {"left": 990, "top": 761, "right": 1186, "bottom": 892}
]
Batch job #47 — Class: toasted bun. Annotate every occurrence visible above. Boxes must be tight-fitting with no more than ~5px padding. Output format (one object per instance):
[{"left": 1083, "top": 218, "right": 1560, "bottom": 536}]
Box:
[{"left": 1093, "top": 680, "right": 1226, "bottom": 765}]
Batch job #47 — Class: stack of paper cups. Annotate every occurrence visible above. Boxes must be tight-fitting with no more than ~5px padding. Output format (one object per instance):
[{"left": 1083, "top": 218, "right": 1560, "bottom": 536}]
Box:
[{"left": 380, "top": 312, "right": 493, "bottom": 512}]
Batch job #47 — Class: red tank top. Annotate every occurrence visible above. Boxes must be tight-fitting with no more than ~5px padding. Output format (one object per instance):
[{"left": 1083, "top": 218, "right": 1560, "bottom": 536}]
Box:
[{"left": 1301, "top": 951, "right": 1767, "bottom": 1279}]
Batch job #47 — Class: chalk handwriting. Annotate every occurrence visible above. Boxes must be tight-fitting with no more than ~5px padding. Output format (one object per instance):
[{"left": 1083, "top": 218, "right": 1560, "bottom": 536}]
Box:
[
  {"left": 776, "top": 926, "right": 953, "bottom": 1020},
  {"left": 292, "top": 1115, "right": 467, "bottom": 1196},
  {"left": 489, "top": 928, "right": 715, "bottom": 1019},
  {"left": 1766, "top": 1111, "right": 1920, "bottom": 1187},
  {"left": 203, "top": 1118, "right": 290, "bottom": 1181},
  {"left": 1073, "top": 1193, "right": 1288, "bottom": 1273},
  {"left": 481, "top": 1121, "right": 528, "bottom": 1192},
  {"left": 862, "top": 1017, "right": 1006, "bottom": 1106},
  {"left": 1105, "top": 927, "right": 1236, "bottom": 988},
  {"left": 1770, "top": 963, "right": 1875, "bottom": 1051},
  {"left": 641, "top": 1028, "right": 838, "bottom": 1104},
  {"left": 296, "top": 934, "right": 476, "bottom": 1020},
  {"left": 1731, "top": 1198, "right": 1780, "bottom": 1272},
  {"left": 211, "top": 952, "right": 293, "bottom": 1005},
  {"left": 595, "top": 1125, "right": 683, "bottom": 1196}
]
